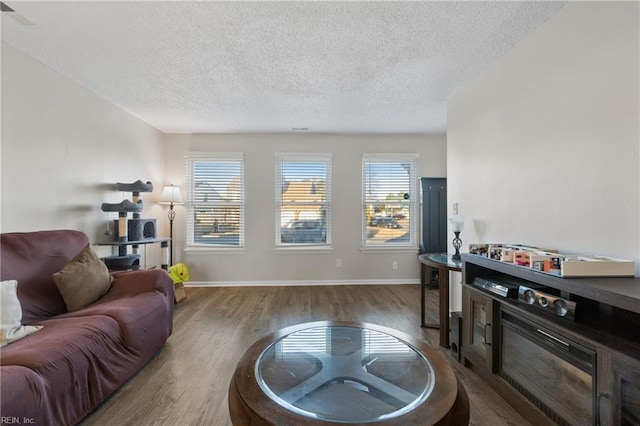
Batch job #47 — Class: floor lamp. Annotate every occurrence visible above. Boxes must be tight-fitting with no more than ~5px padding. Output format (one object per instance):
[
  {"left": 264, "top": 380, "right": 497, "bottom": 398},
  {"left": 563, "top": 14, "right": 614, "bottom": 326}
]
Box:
[{"left": 159, "top": 184, "right": 183, "bottom": 266}]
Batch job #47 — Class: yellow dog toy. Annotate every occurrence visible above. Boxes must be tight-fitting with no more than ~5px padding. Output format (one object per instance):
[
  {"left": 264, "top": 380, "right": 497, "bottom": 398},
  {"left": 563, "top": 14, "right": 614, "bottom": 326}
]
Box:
[{"left": 168, "top": 262, "right": 190, "bottom": 284}]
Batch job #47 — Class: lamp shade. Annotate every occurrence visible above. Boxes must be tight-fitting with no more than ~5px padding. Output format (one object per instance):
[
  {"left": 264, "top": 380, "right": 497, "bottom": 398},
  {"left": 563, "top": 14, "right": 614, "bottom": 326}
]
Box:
[
  {"left": 449, "top": 215, "right": 465, "bottom": 233},
  {"left": 159, "top": 185, "right": 184, "bottom": 205}
]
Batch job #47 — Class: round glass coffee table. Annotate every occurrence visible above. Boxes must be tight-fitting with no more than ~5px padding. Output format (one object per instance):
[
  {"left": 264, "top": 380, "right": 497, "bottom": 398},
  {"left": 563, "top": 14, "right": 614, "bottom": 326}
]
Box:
[{"left": 229, "top": 321, "right": 468, "bottom": 425}]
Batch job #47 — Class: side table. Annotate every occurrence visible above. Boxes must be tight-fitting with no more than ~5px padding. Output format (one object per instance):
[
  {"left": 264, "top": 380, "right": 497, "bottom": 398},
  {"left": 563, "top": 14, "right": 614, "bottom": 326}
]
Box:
[{"left": 418, "top": 253, "right": 462, "bottom": 348}]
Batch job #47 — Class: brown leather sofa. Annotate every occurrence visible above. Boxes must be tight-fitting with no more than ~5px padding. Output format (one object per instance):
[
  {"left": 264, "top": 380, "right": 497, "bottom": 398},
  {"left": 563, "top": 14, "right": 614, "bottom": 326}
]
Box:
[{"left": 0, "top": 230, "right": 174, "bottom": 425}]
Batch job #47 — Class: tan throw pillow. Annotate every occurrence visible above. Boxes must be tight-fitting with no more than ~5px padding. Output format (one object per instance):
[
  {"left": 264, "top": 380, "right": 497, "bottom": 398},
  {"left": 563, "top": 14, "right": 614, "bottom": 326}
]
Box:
[
  {"left": 1, "top": 280, "right": 43, "bottom": 347},
  {"left": 52, "top": 244, "right": 113, "bottom": 312}
]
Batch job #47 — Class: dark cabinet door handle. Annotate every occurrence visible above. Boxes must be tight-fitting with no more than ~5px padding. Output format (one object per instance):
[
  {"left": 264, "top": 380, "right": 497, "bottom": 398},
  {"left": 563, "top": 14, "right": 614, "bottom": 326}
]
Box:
[
  {"left": 484, "top": 323, "right": 492, "bottom": 346},
  {"left": 597, "top": 392, "right": 610, "bottom": 426}
]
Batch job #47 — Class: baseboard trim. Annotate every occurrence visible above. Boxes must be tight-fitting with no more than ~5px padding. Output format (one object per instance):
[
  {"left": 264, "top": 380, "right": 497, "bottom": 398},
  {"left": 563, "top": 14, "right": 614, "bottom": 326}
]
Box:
[{"left": 184, "top": 279, "right": 420, "bottom": 287}]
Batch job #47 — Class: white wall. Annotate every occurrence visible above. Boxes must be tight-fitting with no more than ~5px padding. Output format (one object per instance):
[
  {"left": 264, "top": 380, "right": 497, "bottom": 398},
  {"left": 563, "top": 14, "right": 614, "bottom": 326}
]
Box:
[
  {"left": 1, "top": 43, "right": 166, "bottom": 263},
  {"left": 164, "top": 133, "right": 446, "bottom": 284},
  {"left": 448, "top": 1, "right": 640, "bottom": 281}
]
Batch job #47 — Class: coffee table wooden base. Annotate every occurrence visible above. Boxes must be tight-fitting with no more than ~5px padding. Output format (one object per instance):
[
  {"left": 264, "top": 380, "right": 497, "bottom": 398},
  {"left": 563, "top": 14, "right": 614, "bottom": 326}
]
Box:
[{"left": 228, "top": 321, "right": 469, "bottom": 425}]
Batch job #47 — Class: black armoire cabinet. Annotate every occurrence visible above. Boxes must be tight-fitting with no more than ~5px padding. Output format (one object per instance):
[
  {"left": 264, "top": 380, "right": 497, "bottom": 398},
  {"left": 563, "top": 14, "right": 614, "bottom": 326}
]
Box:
[{"left": 419, "top": 177, "right": 447, "bottom": 254}]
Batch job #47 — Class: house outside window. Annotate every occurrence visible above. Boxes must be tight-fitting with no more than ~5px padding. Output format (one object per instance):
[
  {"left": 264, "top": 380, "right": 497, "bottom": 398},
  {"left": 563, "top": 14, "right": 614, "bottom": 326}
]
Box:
[
  {"left": 186, "top": 152, "right": 244, "bottom": 248},
  {"left": 362, "top": 153, "right": 418, "bottom": 248},
  {"left": 276, "top": 153, "right": 331, "bottom": 247}
]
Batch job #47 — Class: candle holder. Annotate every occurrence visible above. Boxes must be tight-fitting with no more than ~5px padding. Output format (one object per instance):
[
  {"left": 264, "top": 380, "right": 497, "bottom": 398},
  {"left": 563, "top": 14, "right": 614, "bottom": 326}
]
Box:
[{"left": 449, "top": 216, "right": 465, "bottom": 260}]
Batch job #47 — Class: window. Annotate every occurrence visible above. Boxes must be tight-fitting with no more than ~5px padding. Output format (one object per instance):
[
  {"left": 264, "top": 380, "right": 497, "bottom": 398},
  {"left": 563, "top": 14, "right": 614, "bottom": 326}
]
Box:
[
  {"left": 186, "top": 153, "right": 244, "bottom": 248},
  {"left": 362, "top": 153, "right": 418, "bottom": 248},
  {"left": 276, "top": 153, "right": 331, "bottom": 246}
]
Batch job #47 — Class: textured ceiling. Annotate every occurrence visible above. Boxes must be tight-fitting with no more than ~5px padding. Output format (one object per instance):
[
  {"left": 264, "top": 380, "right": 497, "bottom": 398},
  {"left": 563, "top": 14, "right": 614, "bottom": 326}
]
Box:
[{"left": 1, "top": 1, "right": 566, "bottom": 134}]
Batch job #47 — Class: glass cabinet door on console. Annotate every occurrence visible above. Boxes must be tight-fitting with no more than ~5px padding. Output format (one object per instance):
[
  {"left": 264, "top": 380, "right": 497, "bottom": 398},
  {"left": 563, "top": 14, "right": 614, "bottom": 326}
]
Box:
[
  {"left": 500, "top": 310, "right": 595, "bottom": 425},
  {"left": 462, "top": 286, "right": 497, "bottom": 372},
  {"left": 598, "top": 350, "right": 640, "bottom": 426}
]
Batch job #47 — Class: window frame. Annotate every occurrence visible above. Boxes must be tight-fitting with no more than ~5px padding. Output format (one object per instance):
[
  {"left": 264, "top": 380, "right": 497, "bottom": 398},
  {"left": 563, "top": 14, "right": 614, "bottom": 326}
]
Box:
[
  {"left": 361, "top": 153, "right": 419, "bottom": 250},
  {"left": 275, "top": 152, "right": 332, "bottom": 249},
  {"left": 185, "top": 152, "right": 245, "bottom": 250}
]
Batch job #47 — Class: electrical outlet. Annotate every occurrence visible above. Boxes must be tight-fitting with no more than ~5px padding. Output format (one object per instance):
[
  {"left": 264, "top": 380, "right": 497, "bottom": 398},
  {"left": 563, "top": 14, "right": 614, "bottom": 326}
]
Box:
[
  {"left": 392, "top": 261, "right": 398, "bottom": 270},
  {"left": 336, "top": 258, "right": 342, "bottom": 268}
]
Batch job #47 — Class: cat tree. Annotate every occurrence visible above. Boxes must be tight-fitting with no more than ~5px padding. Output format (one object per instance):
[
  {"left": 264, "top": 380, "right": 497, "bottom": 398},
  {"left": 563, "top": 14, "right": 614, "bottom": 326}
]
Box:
[{"left": 100, "top": 180, "right": 168, "bottom": 270}]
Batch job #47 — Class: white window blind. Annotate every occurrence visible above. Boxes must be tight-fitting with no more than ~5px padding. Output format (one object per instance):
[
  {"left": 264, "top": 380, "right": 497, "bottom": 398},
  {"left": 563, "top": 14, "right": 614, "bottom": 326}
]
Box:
[
  {"left": 362, "top": 153, "right": 418, "bottom": 247},
  {"left": 186, "top": 153, "right": 244, "bottom": 247},
  {"left": 275, "top": 153, "right": 331, "bottom": 246}
]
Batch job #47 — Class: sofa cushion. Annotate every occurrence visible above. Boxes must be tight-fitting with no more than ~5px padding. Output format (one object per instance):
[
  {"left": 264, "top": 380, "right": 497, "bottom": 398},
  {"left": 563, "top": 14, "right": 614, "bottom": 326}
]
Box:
[
  {"left": 64, "top": 290, "right": 173, "bottom": 352},
  {"left": 0, "top": 230, "right": 89, "bottom": 323},
  {"left": 1, "top": 280, "right": 42, "bottom": 347},
  {"left": 52, "top": 244, "right": 113, "bottom": 312},
  {"left": 0, "top": 365, "right": 50, "bottom": 425},
  {"left": 0, "top": 315, "right": 140, "bottom": 426}
]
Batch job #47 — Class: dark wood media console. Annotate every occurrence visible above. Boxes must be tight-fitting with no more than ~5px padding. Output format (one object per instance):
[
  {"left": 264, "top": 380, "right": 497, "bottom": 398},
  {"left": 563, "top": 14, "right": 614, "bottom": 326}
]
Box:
[{"left": 460, "top": 254, "right": 640, "bottom": 426}]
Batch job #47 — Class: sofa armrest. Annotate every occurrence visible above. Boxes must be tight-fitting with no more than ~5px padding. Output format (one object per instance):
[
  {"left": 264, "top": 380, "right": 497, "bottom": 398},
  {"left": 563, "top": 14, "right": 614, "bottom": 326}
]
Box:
[{"left": 103, "top": 269, "right": 174, "bottom": 301}]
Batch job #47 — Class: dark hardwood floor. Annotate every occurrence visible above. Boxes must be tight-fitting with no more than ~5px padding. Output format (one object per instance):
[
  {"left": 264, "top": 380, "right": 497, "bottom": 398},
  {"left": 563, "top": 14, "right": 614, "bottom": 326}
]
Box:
[{"left": 81, "top": 285, "right": 531, "bottom": 425}]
